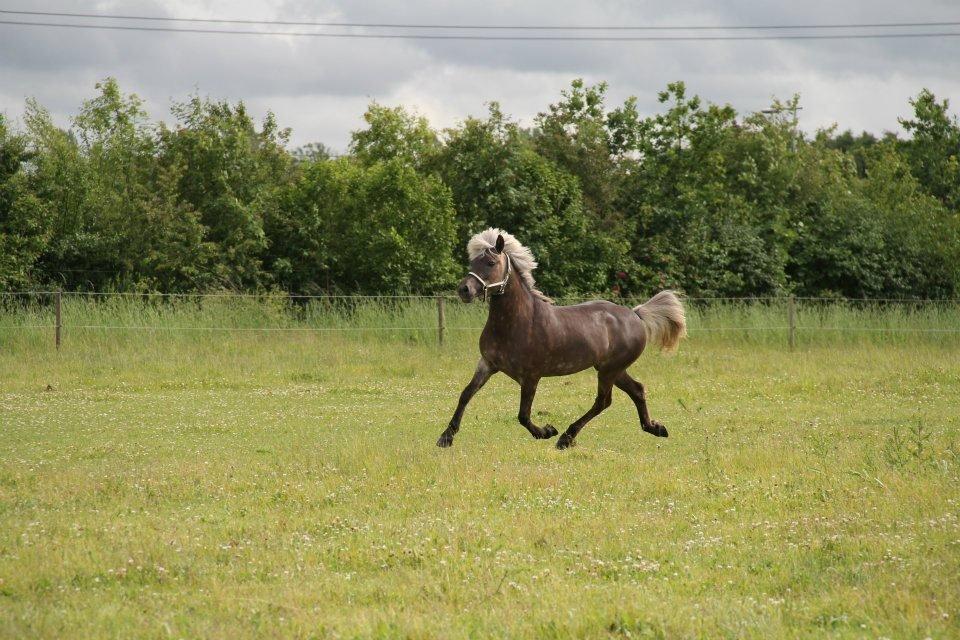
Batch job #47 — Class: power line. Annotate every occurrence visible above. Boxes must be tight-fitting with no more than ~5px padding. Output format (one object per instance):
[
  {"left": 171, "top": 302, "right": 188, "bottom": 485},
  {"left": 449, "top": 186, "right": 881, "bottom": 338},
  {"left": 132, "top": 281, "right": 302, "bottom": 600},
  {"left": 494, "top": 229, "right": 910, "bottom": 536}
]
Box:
[
  {"left": 2, "top": 19, "right": 960, "bottom": 41},
  {"left": 1, "top": 9, "right": 959, "bottom": 31}
]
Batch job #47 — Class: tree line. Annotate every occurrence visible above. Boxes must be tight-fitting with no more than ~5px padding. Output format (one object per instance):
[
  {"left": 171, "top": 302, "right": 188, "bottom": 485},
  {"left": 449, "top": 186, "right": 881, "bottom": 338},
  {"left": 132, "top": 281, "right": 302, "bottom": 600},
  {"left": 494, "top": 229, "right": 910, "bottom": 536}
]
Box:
[{"left": 2, "top": 78, "right": 959, "bottom": 298}]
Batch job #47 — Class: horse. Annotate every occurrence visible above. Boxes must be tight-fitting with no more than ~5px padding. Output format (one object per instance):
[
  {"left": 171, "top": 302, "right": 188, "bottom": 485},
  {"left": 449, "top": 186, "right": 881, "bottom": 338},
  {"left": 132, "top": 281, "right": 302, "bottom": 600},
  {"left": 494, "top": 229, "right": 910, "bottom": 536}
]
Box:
[{"left": 437, "top": 228, "right": 686, "bottom": 450}]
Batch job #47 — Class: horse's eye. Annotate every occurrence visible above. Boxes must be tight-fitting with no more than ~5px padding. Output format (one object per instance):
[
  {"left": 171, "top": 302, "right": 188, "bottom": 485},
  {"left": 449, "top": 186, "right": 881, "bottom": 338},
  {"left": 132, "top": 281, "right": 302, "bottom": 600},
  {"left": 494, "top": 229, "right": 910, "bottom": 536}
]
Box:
[{"left": 487, "top": 260, "right": 496, "bottom": 267}]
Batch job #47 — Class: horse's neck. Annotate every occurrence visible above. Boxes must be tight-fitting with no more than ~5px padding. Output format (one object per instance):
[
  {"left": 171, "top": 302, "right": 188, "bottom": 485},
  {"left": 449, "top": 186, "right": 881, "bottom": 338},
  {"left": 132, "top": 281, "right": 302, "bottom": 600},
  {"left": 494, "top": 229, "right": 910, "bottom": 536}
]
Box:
[{"left": 487, "top": 277, "right": 538, "bottom": 329}]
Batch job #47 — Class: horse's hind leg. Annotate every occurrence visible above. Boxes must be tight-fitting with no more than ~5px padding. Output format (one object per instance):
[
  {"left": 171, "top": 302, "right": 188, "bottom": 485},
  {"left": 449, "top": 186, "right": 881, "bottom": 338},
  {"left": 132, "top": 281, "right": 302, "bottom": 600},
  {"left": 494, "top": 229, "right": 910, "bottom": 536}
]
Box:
[
  {"left": 437, "top": 358, "right": 497, "bottom": 447},
  {"left": 556, "top": 370, "right": 617, "bottom": 449},
  {"left": 518, "top": 378, "right": 558, "bottom": 440},
  {"left": 614, "top": 371, "right": 668, "bottom": 438}
]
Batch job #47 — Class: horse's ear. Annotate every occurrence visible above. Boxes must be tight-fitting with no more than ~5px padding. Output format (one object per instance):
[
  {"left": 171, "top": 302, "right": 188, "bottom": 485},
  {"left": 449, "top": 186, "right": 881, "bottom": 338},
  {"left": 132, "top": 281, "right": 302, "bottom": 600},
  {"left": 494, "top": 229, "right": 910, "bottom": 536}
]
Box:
[{"left": 495, "top": 234, "right": 505, "bottom": 254}]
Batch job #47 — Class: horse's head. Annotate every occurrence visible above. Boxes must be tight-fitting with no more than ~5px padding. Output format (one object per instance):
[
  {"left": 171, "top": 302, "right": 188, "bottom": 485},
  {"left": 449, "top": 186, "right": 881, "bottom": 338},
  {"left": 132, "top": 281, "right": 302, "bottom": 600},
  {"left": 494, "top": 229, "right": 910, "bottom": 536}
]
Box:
[{"left": 458, "top": 233, "right": 509, "bottom": 303}]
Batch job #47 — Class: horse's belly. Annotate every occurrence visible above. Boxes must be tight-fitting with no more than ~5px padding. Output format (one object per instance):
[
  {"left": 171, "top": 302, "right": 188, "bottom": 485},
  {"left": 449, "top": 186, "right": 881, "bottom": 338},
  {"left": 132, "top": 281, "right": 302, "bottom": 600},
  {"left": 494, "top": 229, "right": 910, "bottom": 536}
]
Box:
[
  {"left": 523, "top": 346, "right": 601, "bottom": 377},
  {"left": 482, "top": 347, "right": 593, "bottom": 380},
  {"left": 540, "top": 360, "right": 595, "bottom": 377},
  {"left": 533, "top": 330, "right": 637, "bottom": 376}
]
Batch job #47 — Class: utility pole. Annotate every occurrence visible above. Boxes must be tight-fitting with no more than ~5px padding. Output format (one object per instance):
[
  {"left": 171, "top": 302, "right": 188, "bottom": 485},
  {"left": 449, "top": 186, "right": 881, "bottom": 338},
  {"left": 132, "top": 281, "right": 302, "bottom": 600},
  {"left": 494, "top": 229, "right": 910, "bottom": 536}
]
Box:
[{"left": 761, "top": 105, "right": 804, "bottom": 150}]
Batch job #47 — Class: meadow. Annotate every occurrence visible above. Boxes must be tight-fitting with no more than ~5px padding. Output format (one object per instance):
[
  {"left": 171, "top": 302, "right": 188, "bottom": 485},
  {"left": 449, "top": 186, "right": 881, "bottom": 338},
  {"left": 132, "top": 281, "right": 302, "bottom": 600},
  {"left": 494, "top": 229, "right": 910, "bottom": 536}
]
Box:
[{"left": 1, "top": 296, "right": 958, "bottom": 639}]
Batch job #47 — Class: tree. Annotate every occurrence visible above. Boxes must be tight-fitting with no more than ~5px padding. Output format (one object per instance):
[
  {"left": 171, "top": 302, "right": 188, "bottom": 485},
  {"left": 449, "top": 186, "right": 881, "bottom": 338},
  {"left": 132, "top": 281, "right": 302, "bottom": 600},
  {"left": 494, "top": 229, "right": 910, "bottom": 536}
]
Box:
[
  {"left": 620, "top": 84, "right": 798, "bottom": 296},
  {"left": 20, "top": 79, "right": 217, "bottom": 292},
  {"left": 859, "top": 144, "right": 959, "bottom": 297},
  {"left": 814, "top": 127, "right": 879, "bottom": 177},
  {"left": 69, "top": 78, "right": 165, "bottom": 288},
  {"left": 438, "top": 104, "right": 630, "bottom": 294},
  {"left": 350, "top": 103, "right": 440, "bottom": 169},
  {"left": 267, "top": 158, "right": 459, "bottom": 294},
  {"left": 533, "top": 79, "right": 641, "bottom": 231},
  {"left": 787, "top": 141, "right": 959, "bottom": 299},
  {"left": 292, "top": 142, "right": 334, "bottom": 163},
  {"left": 0, "top": 115, "right": 48, "bottom": 289},
  {"left": 21, "top": 97, "right": 104, "bottom": 289},
  {"left": 898, "top": 89, "right": 960, "bottom": 211},
  {"left": 160, "top": 95, "right": 294, "bottom": 289},
  {"left": 262, "top": 160, "right": 337, "bottom": 294}
]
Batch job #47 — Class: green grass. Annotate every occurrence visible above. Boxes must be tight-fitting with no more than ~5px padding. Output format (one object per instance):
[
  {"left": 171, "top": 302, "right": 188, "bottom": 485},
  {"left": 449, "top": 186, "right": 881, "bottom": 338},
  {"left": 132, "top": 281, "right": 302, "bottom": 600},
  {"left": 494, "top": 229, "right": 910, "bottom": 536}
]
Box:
[{"left": 1, "top": 298, "right": 959, "bottom": 638}]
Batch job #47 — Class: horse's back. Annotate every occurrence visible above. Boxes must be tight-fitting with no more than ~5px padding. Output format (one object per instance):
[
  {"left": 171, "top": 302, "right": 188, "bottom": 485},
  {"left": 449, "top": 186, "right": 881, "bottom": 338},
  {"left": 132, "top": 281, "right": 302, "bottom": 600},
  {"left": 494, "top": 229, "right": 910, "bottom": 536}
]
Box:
[{"left": 553, "top": 299, "right": 639, "bottom": 327}]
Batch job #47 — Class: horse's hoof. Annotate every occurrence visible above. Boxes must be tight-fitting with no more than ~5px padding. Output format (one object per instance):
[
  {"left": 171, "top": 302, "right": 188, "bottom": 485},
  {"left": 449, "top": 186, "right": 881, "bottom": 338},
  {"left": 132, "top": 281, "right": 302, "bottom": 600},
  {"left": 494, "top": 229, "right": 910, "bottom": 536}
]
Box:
[
  {"left": 645, "top": 421, "right": 669, "bottom": 438},
  {"left": 540, "top": 425, "right": 559, "bottom": 439},
  {"left": 556, "top": 434, "right": 576, "bottom": 450},
  {"left": 436, "top": 433, "right": 454, "bottom": 448}
]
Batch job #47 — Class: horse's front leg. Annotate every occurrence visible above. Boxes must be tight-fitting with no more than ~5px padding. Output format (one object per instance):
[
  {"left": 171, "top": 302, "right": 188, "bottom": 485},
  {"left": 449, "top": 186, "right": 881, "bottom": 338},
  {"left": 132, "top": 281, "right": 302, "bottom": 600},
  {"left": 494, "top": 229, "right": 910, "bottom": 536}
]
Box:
[
  {"left": 518, "top": 378, "right": 559, "bottom": 440},
  {"left": 437, "top": 358, "right": 497, "bottom": 447}
]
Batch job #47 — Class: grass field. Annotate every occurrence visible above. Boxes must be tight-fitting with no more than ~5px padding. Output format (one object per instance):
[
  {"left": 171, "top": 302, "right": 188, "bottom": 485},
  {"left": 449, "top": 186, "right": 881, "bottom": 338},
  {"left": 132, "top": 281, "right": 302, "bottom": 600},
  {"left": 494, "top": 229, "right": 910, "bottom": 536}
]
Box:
[{"left": 1, "top": 298, "right": 959, "bottom": 638}]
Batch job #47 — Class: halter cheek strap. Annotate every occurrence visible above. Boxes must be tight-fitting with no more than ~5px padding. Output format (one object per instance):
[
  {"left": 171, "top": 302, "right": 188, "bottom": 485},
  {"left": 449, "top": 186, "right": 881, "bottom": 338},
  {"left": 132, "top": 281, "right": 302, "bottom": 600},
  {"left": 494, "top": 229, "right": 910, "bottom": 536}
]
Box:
[{"left": 467, "top": 253, "right": 511, "bottom": 301}]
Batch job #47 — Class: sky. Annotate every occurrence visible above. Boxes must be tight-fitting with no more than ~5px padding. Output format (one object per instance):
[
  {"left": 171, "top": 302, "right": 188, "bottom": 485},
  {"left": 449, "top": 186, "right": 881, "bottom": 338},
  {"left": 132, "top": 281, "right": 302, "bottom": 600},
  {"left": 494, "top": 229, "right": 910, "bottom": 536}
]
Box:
[{"left": 1, "top": 1, "right": 958, "bottom": 152}]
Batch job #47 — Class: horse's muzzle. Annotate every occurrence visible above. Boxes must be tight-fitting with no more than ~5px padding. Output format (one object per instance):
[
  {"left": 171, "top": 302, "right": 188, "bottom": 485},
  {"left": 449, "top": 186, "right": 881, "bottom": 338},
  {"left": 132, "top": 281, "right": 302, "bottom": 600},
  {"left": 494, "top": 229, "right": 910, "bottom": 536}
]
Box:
[{"left": 457, "top": 277, "right": 479, "bottom": 303}]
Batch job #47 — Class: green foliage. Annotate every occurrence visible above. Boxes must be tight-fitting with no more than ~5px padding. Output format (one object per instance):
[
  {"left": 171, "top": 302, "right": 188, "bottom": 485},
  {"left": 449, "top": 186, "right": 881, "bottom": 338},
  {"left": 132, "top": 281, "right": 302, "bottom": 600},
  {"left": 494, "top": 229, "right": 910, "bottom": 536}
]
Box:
[
  {"left": 22, "top": 97, "right": 103, "bottom": 287},
  {"left": 0, "top": 78, "right": 958, "bottom": 298},
  {"left": 883, "top": 420, "right": 940, "bottom": 470},
  {"left": 160, "top": 94, "right": 293, "bottom": 289},
  {"left": 898, "top": 89, "right": 960, "bottom": 211},
  {"left": 291, "top": 141, "right": 333, "bottom": 163},
  {"left": 268, "top": 158, "right": 458, "bottom": 293},
  {"left": 0, "top": 115, "right": 47, "bottom": 289},
  {"left": 622, "top": 84, "right": 797, "bottom": 296},
  {"left": 437, "top": 103, "right": 629, "bottom": 294},
  {"left": 788, "top": 142, "right": 959, "bottom": 298},
  {"left": 534, "top": 79, "right": 634, "bottom": 219},
  {"left": 814, "top": 127, "right": 880, "bottom": 177},
  {"left": 350, "top": 103, "right": 440, "bottom": 169}
]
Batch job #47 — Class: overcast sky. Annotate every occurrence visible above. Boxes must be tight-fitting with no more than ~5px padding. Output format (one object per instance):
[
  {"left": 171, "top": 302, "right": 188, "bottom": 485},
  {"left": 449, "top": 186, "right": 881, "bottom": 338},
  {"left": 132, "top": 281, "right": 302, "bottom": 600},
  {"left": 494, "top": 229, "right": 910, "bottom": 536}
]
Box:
[{"left": 1, "top": 0, "right": 958, "bottom": 151}]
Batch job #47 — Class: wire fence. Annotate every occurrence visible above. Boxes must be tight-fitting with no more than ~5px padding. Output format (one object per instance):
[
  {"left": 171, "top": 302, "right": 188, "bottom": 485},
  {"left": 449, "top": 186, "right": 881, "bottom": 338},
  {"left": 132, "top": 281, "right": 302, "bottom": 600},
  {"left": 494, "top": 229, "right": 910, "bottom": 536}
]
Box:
[
  {"left": 1, "top": 290, "right": 959, "bottom": 349},
  {"left": 3, "top": 290, "right": 960, "bottom": 302}
]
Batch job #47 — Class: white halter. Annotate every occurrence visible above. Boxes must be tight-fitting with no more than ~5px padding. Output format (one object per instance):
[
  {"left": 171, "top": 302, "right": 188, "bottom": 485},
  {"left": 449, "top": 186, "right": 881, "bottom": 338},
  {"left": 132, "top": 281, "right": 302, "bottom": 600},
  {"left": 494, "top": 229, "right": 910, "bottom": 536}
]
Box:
[{"left": 467, "top": 253, "right": 511, "bottom": 301}]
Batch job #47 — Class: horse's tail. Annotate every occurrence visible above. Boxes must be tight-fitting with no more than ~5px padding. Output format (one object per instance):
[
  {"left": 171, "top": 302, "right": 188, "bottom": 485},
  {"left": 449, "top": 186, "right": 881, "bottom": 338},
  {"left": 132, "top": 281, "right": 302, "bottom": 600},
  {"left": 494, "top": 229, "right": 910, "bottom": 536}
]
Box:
[{"left": 633, "top": 290, "right": 687, "bottom": 353}]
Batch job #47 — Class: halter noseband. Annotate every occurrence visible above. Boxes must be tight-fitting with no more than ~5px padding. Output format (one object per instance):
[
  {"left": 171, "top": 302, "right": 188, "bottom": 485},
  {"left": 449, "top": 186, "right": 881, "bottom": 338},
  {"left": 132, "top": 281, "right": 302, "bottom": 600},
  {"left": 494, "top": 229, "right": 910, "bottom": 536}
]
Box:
[{"left": 467, "top": 253, "right": 511, "bottom": 301}]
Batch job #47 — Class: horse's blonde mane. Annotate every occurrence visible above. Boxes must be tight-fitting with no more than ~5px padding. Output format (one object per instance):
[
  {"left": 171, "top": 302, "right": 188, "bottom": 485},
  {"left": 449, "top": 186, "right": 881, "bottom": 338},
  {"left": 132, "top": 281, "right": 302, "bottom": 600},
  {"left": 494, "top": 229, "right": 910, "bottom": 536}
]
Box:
[{"left": 467, "top": 228, "right": 552, "bottom": 303}]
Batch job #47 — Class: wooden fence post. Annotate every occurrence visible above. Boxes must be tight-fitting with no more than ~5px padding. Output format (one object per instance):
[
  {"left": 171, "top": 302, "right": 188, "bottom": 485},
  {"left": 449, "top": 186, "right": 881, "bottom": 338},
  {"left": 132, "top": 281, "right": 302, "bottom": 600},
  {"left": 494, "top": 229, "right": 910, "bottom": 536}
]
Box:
[
  {"left": 55, "top": 290, "right": 62, "bottom": 351},
  {"left": 787, "top": 295, "right": 796, "bottom": 350},
  {"left": 437, "top": 296, "right": 446, "bottom": 346}
]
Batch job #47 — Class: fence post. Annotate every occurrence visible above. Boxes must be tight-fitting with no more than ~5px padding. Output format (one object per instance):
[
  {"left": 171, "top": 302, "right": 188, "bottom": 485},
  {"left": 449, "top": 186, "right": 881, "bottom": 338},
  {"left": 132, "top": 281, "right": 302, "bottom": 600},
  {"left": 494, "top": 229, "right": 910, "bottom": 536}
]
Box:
[
  {"left": 55, "top": 290, "right": 62, "bottom": 351},
  {"left": 437, "top": 296, "right": 446, "bottom": 346},
  {"left": 787, "top": 295, "right": 796, "bottom": 350}
]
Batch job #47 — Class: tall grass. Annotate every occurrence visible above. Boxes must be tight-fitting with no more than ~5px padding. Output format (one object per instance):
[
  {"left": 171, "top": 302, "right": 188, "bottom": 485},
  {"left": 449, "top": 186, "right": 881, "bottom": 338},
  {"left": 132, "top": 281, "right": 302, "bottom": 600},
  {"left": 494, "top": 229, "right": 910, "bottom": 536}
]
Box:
[{"left": 1, "top": 293, "right": 958, "bottom": 353}]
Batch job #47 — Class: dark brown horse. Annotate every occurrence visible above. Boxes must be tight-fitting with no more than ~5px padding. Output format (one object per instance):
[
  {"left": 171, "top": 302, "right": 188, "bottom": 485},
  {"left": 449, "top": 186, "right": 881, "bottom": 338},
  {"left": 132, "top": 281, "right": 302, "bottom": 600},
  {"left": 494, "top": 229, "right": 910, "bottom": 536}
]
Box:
[{"left": 437, "top": 228, "right": 686, "bottom": 449}]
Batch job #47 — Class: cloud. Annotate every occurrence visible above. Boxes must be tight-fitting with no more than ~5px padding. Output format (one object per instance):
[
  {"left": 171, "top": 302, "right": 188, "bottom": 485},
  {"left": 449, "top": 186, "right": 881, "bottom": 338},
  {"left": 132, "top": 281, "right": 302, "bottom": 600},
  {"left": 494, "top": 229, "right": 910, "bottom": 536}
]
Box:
[{"left": 1, "top": 0, "right": 958, "bottom": 149}]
